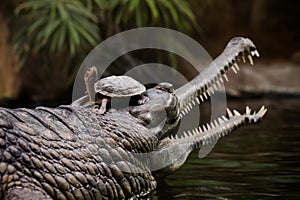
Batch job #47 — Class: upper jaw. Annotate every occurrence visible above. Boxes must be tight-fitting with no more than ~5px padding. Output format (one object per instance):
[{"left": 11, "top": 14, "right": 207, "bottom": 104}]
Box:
[{"left": 175, "top": 37, "right": 260, "bottom": 119}]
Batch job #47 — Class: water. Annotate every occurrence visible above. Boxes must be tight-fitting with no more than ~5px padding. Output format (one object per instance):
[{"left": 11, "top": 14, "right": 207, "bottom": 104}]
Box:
[{"left": 153, "top": 98, "right": 300, "bottom": 199}]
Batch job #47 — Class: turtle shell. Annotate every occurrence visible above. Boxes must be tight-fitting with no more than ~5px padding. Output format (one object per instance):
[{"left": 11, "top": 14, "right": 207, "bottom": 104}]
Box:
[{"left": 94, "top": 75, "right": 146, "bottom": 97}]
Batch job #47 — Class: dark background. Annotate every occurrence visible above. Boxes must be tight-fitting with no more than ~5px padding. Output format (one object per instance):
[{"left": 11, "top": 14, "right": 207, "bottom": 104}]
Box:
[{"left": 0, "top": 0, "right": 299, "bottom": 107}]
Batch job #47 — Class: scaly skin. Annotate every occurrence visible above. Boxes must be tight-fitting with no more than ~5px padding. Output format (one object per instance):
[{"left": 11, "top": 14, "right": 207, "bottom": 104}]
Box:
[
  {"left": 0, "top": 37, "right": 267, "bottom": 199},
  {"left": 0, "top": 106, "right": 157, "bottom": 199}
]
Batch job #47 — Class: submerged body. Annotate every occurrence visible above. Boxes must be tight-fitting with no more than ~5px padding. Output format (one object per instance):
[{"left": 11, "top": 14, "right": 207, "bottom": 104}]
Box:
[{"left": 0, "top": 37, "right": 266, "bottom": 199}]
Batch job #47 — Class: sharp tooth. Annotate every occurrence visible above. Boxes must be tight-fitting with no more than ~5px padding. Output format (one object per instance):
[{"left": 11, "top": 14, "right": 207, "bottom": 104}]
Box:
[
  {"left": 219, "top": 77, "right": 224, "bottom": 83},
  {"left": 183, "top": 108, "right": 188, "bottom": 114},
  {"left": 221, "top": 131, "right": 226, "bottom": 137},
  {"left": 222, "top": 116, "right": 228, "bottom": 121},
  {"left": 213, "top": 84, "right": 218, "bottom": 91},
  {"left": 216, "top": 80, "right": 221, "bottom": 87},
  {"left": 233, "top": 110, "right": 241, "bottom": 116},
  {"left": 207, "top": 124, "right": 211, "bottom": 130},
  {"left": 226, "top": 108, "right": 233, "bottom": 118},
  {"left": 242, "top": 55, "right": 246, "bottom": 63},
  {"left": 202, "top": 125, "right": 207, "bottom": 132},
  {"left": 218, "top": 117, "right": 224, "bottom": 124},
  {"left": 207, "top": 89, "right": 211, "bottom": 96},
  {"left": 260, "top": 108, "right": 267, "bottom": 117},
  {"left": 192, "top": 100, "right": 196, "bottom": 106},
  {"left": 199, "top": 95, "right": 204, "bottom": 102},
  {"left": 179, "top": 114, "right": 183, "bottom": 119},
  {"left": 232, "top": 66, "right": 238, "bottom": 74},
  {"left": 258, "top": 105, "right": 266, "bottom": 114},
  {"left": 246, "top": 106, "right": 251, "bottom": 115},
  {"left": 223, "top": 74, "right": 229, "bottom": 82},
  {"left": 192, "top": 129, "right": 196, "bottom": 135},
  {"left": 203, "top": 92, "right": 208, "bottom": 99},
  {"left": 210, "top": 122, "right": 215, "bottom": 128},
  {"left": 188, "top": 130, "right": 192, "bottom": 136},
  {"left": 248, "top": 55, "right": 254, "bottom": 65},
  {"left": 254, "top": 50, "right": 260, "bottom": 57},
  {"left": 196, "top": 97, "right": 200, "bottom": 104},
  {"left": 258, "top": 106, "right": 267, "bottom": 117},
  {"left": 234, "top": 63, "right": 240, "bottom": 71},
  {"left": 233, "top": 120, "right": 239, "bottom": 126},
  {"left": 214, "top": 120, "right": 219, "bottom": 126},
  {"left": 198, "top": 126, "right": 203, "bottom": 133}
]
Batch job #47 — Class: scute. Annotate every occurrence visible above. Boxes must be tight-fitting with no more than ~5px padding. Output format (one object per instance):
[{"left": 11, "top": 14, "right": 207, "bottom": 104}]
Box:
[{"left": 95, "top": 75, "right": 146, "bottom": 97}]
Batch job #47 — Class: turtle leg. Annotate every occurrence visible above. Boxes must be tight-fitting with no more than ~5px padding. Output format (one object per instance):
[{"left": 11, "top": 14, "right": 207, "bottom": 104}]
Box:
[{"left": 95, "top": 98, "right": 108, "bottom": 115}]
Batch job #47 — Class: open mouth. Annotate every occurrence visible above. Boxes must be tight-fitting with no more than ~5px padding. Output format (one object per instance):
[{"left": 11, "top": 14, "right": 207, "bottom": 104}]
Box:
[{"left": 169, "top": 37, "right": 267, "bottom": 149}]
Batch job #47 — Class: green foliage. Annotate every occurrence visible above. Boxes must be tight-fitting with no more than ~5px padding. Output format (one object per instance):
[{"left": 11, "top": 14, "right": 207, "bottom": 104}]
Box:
[
  {"left": 15, "top": 0, "right": 100, "bottom": 65},
  {"left": 13, "top": 0, "right": 200, "bottom": 74},
  {"left": 99, "top": 0, "right": 200, "bottom": 33}
]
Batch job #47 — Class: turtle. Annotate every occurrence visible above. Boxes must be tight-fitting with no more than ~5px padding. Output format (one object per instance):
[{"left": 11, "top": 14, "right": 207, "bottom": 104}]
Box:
[
  {"left": 72, "top": 66, "right": 146, "bottom": 115},
  {"left": 93, "top": 75, "right": 146, "bottom": 114}
]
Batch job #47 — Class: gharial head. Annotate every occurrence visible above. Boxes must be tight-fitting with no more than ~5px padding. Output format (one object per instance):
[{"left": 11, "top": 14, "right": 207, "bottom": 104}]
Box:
[
  {"left": 126, "top": 37, "right": 266, "bottom": 143},
  {"left": 129, "top": 82, "right": 179, "bottom": 138}
]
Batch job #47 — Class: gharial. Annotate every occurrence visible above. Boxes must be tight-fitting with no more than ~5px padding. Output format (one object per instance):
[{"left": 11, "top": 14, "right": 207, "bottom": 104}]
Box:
[{"left": 0, "top": 37, "right": 267, "bottom": 200}]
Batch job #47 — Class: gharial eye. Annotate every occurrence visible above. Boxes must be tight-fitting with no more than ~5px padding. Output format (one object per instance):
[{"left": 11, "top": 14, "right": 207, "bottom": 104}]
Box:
[{"left": 156, "top": 82, "right": 174, "bottom": 93}]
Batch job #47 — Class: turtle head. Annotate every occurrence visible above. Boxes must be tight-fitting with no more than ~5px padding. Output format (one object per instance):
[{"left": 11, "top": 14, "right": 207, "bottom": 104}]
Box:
[{"left": 129, "top": 82, "right": 180, "bottom": 139}]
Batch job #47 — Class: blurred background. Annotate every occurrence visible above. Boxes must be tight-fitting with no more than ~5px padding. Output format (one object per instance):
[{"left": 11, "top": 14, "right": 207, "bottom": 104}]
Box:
[
  {"left": 0, "top": 1, "right": 299, "bottom": 199},
  {"left": 0, "top": 0, "right": 299, "bottom": 107}
]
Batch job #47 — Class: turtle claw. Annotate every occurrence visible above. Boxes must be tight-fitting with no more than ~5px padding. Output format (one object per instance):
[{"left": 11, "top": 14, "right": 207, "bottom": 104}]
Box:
[
  {"left": 97, "top": 105, "right": 106, "bottom": 115},
  {"left": 93, "top": 104, "right": 106, "bottom": 115}
]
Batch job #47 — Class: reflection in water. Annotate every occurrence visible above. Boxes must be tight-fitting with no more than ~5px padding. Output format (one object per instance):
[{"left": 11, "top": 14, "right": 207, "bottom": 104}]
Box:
[{"left": 153, "top": 99, "right": 300, "bottom": 199}]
